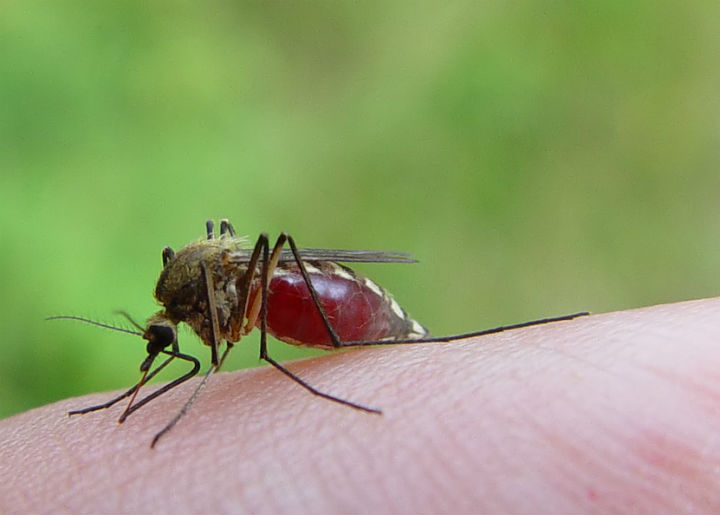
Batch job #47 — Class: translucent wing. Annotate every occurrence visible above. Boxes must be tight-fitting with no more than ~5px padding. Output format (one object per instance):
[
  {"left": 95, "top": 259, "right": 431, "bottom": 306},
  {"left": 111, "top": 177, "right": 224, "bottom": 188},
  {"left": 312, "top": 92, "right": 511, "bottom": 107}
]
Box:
[{"left": 228, "top": 248, "right": 417, "bottom": 264}]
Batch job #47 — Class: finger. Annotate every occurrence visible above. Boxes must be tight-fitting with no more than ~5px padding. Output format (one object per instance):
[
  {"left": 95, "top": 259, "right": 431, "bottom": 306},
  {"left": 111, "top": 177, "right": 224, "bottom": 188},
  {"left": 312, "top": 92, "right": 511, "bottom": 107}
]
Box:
[{"left": 1, "top": 298, "right": 719, "bottom": 513}]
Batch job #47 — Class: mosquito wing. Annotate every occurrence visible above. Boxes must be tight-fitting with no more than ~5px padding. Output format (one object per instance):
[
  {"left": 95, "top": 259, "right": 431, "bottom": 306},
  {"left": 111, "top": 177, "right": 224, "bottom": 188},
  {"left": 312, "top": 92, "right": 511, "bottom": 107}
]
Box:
[{"left": 227, "top": 248, "right": 417, "bottom": 264}]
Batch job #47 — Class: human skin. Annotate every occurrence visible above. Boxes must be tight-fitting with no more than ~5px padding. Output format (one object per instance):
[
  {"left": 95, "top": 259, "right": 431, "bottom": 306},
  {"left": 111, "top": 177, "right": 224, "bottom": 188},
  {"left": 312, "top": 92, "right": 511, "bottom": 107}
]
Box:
[{"left": 1, "top": 297, "right": 720, "bottom": 514}]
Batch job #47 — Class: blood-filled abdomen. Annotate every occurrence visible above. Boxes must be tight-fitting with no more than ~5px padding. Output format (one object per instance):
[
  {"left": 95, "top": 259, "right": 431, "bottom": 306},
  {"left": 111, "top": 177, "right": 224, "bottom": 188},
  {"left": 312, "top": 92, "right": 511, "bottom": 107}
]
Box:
[{"left": 250, "top": 262, "right": 428, "bottom": 348}]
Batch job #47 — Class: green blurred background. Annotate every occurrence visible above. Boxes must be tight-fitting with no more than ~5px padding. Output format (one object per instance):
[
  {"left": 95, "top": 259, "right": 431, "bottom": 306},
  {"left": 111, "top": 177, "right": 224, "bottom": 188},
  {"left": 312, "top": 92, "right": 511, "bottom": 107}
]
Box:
[{"left": 2, "top": 2, "right": 719, "bottom": 419}]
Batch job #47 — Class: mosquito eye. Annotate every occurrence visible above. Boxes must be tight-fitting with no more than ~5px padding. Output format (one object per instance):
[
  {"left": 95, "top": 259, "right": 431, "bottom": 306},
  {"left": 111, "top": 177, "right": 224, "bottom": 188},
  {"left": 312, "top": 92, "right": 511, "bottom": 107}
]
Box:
[{"left": 145, "top": 324, "right": 175, "bottom": 350}]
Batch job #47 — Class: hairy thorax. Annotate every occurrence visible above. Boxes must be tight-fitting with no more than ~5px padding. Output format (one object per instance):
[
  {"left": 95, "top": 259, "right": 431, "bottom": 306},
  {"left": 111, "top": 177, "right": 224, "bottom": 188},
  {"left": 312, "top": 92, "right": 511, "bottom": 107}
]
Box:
[{"left": 154, "top": 237, "right": 251, "bottom": 346}]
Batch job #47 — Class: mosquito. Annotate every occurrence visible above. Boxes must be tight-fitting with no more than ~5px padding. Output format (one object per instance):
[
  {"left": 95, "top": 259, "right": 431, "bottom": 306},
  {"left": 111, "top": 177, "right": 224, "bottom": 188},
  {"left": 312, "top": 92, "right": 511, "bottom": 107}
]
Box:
[{"left": 50, "top": 219, "right": 588, "bottom": 447}]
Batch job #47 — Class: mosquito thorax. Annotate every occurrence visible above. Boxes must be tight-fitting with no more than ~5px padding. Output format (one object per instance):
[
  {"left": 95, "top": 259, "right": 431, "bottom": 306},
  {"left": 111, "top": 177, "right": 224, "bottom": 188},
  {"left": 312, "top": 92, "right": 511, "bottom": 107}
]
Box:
[
  {"left": 153, "top": 236, "right": 249, "bottom": 348},
  {"left": 156, "top": 240, "right": 219, "bottom": 303},
  {"left": 155, "top": 237, "right": 246, "bottom": 303}
]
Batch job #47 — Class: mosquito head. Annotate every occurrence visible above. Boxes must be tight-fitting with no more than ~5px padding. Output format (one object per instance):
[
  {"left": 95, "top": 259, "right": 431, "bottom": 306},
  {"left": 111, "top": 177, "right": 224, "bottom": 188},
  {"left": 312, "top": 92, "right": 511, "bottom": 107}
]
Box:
[{"left": 141, "top": 314, "right": 178, "bottom": 371}]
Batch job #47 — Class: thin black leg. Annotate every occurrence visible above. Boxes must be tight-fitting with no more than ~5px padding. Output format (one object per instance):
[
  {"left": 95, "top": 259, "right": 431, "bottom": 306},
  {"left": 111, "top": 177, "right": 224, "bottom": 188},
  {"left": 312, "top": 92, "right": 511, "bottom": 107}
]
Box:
[
  {"left": 225, "top": 232, "right": 268, "bottom": 366},
  {"left": 118, "top": 350, "right": 201, "bottom": 422},
  {"left": 151, "top": 364, "right": 215, "bottom": 448},
  {"left": 261, "top": 353, "right": 381, "bottom": 414},
  {"left": 285, "top": 234, "right": 588, "bottom": 349},
  {"left": 200, "top": 260, "right": 221, "bottom": 366},
  {"left": 220, "top": 219, "right": 237, "bottom": 237},
  {"left": 68, "top": 355, "right": 175, "bottom": 415},
  {"left": 331, "top": 312, "right": 590, "bottom": 348},
  {"left": 284, "top": 234, "right": 345, "bottom": 348},
  {"left": 256, "top": 234, "right": 381, "bottom": 414},
  {"left": 151, "top": 241, "right": 239, "bottom": 447},
  {"left": 162, "top": 246, "right": 175, "bottom": 266}
]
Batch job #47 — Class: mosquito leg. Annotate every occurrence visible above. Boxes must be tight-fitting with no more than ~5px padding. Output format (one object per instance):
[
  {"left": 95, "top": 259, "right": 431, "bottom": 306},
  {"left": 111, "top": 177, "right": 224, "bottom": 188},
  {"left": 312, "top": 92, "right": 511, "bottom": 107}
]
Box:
[
  {"left": 216, "top": 342, "right": 234, "bottom": 370},
  {"left": 206, "top": 219, "right": 215, "bottom": 240},
  {"left": 148, "top": 251, "right": 231, "bottom": 445},
  {"left": 235, "top": 233, "right": 268, "bottom": 336},
  {"left": 68, "top": 355, "right": 175, "bottom": 415},
  {"left": 260, "top": 353, "right": 381, "bottom": 414},
  {"left": 200, "top": 260, "right": 222, "bottom": 366},
  {"left": 121, "top": 338, "right": 185, "bottom": 420},
  {"left": 332, "top": 311, "right": 591, "bottom": 348},
  {"left": 118, "top": 350, "right": 201, "bottom": 422},
  {"left": 220, "top": 219, "right": 237, "bottom": 237},
  {"left": 289, "top": 234, "right": 589, "bottom": 348},
  {"left": 256, "top": 235, "right": 381, "bottom": 414},
  {"left": 247, "top": 233, "right": 304, "bottom": 333},
  {"left": 244, "top": 233, "right": 286, "bottom": 333},
  {"left": 285, "top": 234, "right": 343, "bottom": 347},
  {"left": 162, "top": 246, "right": 175, "bottom": 266},
  {"left": 221, "top": 232, "right": 268, "bottom": 365},
  {"left": 415, "top": 312, "right": 590, "bottom": 342},
  {"left": 151, "top": 364, "right": 215, "bottom": 448}
]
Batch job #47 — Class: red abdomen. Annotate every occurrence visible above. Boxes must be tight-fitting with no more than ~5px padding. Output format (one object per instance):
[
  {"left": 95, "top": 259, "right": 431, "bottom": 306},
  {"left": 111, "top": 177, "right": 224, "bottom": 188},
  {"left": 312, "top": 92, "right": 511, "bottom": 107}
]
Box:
[{"left": 250, "top": 262, "right": 427, "bottom": 347}]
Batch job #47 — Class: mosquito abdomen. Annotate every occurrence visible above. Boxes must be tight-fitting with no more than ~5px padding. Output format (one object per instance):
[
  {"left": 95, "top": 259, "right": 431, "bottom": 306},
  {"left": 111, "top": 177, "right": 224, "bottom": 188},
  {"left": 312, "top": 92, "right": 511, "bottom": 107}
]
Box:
[{"left": 254, "top": 262, "right": 428, "bottom": 348}]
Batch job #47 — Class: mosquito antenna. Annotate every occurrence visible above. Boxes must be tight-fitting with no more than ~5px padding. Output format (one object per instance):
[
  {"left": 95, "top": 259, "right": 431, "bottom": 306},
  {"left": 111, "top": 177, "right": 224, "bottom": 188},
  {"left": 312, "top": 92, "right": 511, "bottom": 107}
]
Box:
[
  {"left": 114, "top": 310, "right": 145, "bottom": 332},
  {"left": 46, "top": 315, "right": 142, "bottom": 337}
]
